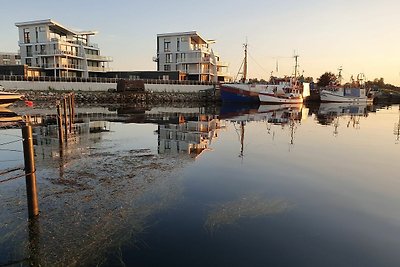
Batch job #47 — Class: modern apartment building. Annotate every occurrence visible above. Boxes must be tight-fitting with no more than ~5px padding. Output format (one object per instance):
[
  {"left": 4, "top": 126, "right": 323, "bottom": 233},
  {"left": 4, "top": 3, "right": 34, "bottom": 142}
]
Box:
[
  {"left": 15, "top": 19, "right": 112, "bottom": 78},
  {"left": 0, "top": 52, "right": 21, "bottom": 65},
  {"left": 155, "top": 31, "right": 231, "bottom": 82}
]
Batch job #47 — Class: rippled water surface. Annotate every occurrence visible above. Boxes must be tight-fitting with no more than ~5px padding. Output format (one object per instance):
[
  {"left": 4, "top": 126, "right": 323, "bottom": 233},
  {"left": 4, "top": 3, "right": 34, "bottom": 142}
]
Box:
[{"left": 0, "top": 103, "right": 399, "bottom": 266}]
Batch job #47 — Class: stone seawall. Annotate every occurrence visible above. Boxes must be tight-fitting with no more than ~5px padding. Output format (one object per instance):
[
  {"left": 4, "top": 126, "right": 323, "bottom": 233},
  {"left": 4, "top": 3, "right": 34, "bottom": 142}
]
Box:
[{"left": 21, "top": 90, "right": 220, "bottom": 105}]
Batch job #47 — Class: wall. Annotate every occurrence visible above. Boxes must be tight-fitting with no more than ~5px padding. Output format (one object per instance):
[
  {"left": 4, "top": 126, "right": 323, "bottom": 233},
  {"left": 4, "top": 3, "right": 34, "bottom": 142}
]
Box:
[
  {"left": 145, "top": 83, "right": 213, "bottom": 92},
  {"left": 0, "top": 80, "right": 117, "bottom": 91},
  {"left": 0, "top": 81, "right": 214, "bottom": 93}
]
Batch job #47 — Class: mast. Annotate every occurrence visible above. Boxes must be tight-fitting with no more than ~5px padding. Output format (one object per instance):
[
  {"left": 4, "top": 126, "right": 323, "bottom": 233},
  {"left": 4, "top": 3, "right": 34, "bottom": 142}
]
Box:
[
  {"left": 337, "top": 66, "right": 343, "bottom": 85},
  {"left": 243, "top": 42, "right": 248, "bottom": 82},
  {"left": 293, "top": 54, "right": 299, "bottom": 80}
]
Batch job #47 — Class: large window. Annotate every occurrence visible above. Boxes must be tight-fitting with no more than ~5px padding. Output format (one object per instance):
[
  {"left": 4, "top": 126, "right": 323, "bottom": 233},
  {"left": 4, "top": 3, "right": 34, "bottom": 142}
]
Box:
[
  {"left": 177, "top": 38, "right": 180, "bottom": 51},
  {"left": 165, "top": 54, "right": 172, "bottom": 63},
  {"left": 164, "top": 40, "right": 170, "bottom": 52},
  {"left": 23, "top": 29, "right": 30, "bottom": 43}
]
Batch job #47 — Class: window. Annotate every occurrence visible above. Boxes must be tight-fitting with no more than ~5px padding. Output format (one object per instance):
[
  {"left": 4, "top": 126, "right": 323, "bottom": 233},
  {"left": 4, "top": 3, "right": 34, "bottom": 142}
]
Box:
[
  {"left": 165, "top": 54, "right": 172, "bottom": 63},
  {"left": 164, "top": 40, "right": 170, "bottom": 52},
  {"left": 177, "top": 38, "right": 180, "bottom": 51},
  {"left": 26, "top": 46, "right": 32, "bottom": 57},
  {"left": 164, "top": 65, "right": 171, "bottom": 71},
  {"left": 23, "top": 29, "right": 30, "bottom": 43}
]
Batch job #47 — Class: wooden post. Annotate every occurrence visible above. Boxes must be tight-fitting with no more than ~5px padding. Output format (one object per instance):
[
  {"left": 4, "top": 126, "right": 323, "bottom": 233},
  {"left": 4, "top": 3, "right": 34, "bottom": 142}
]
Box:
[
  {"left": 22, "top": 123, "right": 39, "bottom": 219},
  {"left": 71, "top": 93, "right": 75, "bottom": 125},
  {"left": 68, "top": 94, "right": 73, "bottom": 134},
  {"left": 63, "top": 97, "right": 68, "bottom": 141},
  {"left": 56, "top": 102, "right": 64, "bottom": 143}
]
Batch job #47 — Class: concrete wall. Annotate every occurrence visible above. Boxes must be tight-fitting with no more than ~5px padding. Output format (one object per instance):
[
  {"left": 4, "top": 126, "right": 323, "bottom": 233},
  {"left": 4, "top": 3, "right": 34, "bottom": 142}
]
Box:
[
  {"left": 0, "top": 80, "right": 117, "bottom": 91},
  {"left": 0, "top": 81, "right": 214, "bottom": 92},
  {"left": 145, "top": 83, "right": 213, "bottom": 93}
]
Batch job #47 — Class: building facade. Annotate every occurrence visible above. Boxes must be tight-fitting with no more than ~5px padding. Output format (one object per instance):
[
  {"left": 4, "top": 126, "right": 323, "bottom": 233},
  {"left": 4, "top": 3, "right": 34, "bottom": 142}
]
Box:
[
  {"left": 155, "top": 31, "right": 231, "bottom": 82},
  {"left": 0, "top": 52, "right": 21, "bottom": 65},
  {"left": 15, "top": 19, "right": 112, "bottom": 78}
]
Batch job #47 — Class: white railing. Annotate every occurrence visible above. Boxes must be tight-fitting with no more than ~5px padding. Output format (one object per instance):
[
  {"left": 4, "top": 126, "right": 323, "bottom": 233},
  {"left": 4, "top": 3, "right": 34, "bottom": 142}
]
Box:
[{"left": 86, "top": 54, "right": 113, "bottom": 61}]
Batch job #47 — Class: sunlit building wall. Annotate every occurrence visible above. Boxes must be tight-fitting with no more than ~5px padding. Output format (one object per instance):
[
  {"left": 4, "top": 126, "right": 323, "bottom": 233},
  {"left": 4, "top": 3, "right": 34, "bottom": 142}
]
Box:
[{"left": 15, "top": 19, "right": 112, "bottom": 78}]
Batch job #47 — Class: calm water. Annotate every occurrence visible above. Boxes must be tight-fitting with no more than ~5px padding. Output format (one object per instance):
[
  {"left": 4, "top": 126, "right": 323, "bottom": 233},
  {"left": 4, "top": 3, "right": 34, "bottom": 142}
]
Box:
[{"left": 0, "top": 103, "right": 399, "bottom": 266}]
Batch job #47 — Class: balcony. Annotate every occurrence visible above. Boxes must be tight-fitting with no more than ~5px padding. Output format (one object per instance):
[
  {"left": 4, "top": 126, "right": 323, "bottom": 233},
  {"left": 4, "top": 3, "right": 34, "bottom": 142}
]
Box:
[
  {"left": 88, "top": 66, "right": 110, "bottom": 72},
  {"left": 86, "top": 54, "right": 113, "bottom": 62}
]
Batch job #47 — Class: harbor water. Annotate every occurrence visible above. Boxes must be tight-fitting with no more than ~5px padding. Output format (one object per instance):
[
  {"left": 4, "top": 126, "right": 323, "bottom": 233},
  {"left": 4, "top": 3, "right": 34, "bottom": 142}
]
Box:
[{"left": 0, "top": 103, "right": 399, "bottom": 266}]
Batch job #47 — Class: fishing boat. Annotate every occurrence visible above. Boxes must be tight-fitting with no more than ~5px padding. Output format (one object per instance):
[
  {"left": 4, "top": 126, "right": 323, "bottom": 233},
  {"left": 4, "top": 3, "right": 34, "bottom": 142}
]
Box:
[
  {"left": 220, "top": 43, "right": 262, "bottom": 103},
  {"left": 258, "top": 55, "right": 310, "bottom": 104},
  {"left": 320, "top": 70, "right": 373, "bottom": 103},
  {"left": 0, "top": 85, "right": 23, "bottom": 107}
]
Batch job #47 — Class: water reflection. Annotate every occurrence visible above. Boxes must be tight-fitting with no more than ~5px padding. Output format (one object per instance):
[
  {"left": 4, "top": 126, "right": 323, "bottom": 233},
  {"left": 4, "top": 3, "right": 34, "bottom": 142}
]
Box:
[
  {"left": 221, "top": 103, "right": 305, "bottom": 153},
  {"left": 2, "top": 103, "right": 400, "bottom": 266},
  {"left": 205, "top": 193, "right": 292, "bottom": 234},
  {"left": 157, "top": 114, "right": 221, "bottom": 158},
  {"left": 0, "top": 107, "right": 23, "bottom": 128},
  {"left": 395, "top": 105, "right": 400, "bottom": 144}
]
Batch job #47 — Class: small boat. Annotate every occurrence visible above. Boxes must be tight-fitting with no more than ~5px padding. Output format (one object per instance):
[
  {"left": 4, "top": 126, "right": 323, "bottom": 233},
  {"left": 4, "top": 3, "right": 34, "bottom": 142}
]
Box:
[
  {"left": 0, "top": 85, "right": 23, "bottom": 107},
  {"left": 320, "top": 71, "right": 373, "bottom": 103},
  {"left": 220, "top": 43, "right": 261, "bottom": 103},
  {"left": 258, "top": 55, "right": 310, "bottom": 104}
]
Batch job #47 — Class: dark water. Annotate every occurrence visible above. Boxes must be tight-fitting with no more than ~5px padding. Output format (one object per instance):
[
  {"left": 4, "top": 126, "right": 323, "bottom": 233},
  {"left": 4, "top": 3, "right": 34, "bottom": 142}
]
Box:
[{"left": 1, "top": 103, "right": 400, "bottom": 266}]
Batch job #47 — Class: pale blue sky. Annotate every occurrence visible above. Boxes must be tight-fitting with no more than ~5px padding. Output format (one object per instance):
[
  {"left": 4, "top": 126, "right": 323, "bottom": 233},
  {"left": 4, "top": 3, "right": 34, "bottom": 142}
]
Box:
[{"left": 1, "top": 0, "right": 399, "bottom": 85}]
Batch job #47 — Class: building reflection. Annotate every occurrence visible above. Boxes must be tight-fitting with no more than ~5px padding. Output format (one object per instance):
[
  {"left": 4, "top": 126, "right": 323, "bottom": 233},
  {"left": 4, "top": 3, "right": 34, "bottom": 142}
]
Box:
[{"left": 157, "top": 114, "right": 221, "bottom": 158}]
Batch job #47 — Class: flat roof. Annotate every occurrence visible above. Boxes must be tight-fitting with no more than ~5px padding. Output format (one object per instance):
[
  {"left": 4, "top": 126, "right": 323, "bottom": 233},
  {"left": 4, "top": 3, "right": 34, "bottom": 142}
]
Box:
[
  {"left": 157, "top": 31, "right": 211, "bottom": 44},
  {"left": 15, "top": 19, "right": 97, "bottom": 36}
]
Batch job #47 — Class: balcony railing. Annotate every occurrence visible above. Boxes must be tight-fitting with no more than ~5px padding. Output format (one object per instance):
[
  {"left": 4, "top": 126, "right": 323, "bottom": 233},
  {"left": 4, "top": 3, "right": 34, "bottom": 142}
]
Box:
[
  {"left": 88, "top": 66, "right": 110, "bottom": 72},
  {"left": 86, "top": 54, "right": 113, "bottom": 61}
]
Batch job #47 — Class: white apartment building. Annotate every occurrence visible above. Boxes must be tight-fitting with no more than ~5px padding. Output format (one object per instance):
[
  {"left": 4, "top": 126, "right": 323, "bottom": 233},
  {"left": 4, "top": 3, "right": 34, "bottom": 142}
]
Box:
[
  {"left": 0, "top": 52, "right": 21, "bottom": 65},
  {"left": 156, "top": 31, "right": 231, "bottom": 82},
  {"left": 15, "top": 19, "right": 112, "bottom": 78}
]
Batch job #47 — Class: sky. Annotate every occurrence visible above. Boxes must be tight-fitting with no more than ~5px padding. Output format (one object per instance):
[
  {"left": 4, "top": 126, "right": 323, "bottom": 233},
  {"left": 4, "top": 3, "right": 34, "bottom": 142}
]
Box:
[{"left": 1, "top": 0, "right": 400, "bottom": 85}]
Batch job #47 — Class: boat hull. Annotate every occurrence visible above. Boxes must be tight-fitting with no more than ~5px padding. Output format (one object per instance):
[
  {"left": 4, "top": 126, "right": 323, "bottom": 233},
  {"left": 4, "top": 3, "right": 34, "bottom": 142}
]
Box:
[
  {"left": 220, "top": 84, "right": 260, "bottom": 103},
  {"left": 259, "top": 92, "right": 303, "bottom": 104},
  {"left": 320, "top": 90, "right": 370, "bottom": 103}
]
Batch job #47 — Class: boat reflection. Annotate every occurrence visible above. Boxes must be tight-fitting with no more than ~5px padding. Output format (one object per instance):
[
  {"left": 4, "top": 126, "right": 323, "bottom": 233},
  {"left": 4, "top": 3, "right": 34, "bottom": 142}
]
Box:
[
  {"left": 316, "top": 102, "right": 369, "bottom": 126},
  {"left": 220, "top": 103, "right": 305, "bottom": 154},
  {"left": 316, "top": 102, "right": 371, "bottom": 136},
  {"left": 0, "top": 107, "right": 23, "bottom": 128}
]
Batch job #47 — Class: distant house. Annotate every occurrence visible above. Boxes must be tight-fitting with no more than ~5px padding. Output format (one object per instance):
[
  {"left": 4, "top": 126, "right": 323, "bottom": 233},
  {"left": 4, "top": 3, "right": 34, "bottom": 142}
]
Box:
[
  {"left": 15, "top": 19, "right": 112, "bottom": 78},
  {"left": 0, "top": 52, "right": 21, "bottom": 65},
  {"left": 155, "top": 31, "right": 231, "bottom": 82}
]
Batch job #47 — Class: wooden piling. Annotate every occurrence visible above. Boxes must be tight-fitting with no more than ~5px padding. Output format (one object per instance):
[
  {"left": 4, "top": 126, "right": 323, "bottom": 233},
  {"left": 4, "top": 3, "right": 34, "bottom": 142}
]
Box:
[
  {"left": 22, "top": 123, "right": 39, "bottom": 219},
  {"left": 63, "top": 97, "right": 68, "bottom": 141},
  {"left": 56, "top": 103, "right": 64, "bottom": 143},
  {"left": 68, "top": 94, "right": 73, "bottom": 134}
]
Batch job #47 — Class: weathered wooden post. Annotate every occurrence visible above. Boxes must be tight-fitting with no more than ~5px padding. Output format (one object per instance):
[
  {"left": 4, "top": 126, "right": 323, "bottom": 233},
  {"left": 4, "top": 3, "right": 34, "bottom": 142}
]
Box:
[
  {"left": 63, "top": 97, "right": 68, "bottom": 141},
  {"left": 56, "top": 102, "right": 64, "bottom": 143},
  {"left": 22, "top": 122, "right": 39, "bottom": 219},
  {"left": 71, "top": 93, "right": 75, "bottom": 125},
  {"left": 68, "top": 93, "right": 73, "bottom": 134}
]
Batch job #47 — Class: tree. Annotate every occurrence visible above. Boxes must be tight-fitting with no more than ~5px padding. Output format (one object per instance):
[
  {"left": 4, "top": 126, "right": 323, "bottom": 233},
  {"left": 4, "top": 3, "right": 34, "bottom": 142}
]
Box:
[{"left": 317, "top": 72, "right": 337, "bottom": 87}]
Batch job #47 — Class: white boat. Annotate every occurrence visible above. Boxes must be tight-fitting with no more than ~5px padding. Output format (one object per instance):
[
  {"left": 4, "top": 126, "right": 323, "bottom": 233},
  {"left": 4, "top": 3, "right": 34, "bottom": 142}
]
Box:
[
  {"left": 320, "top": 87, "right": 372, "bottom": 103},
  {"left": 320, "top": 71, "right": 373, "bottom": 103},
  {"left": 0, "top": 85, "right": 23, "bottom": 107},
  {"left": 258, "top": 56, "right": 310, "bottom": 104}
]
